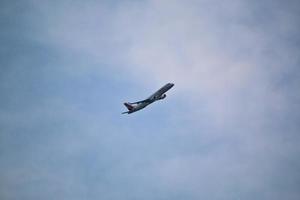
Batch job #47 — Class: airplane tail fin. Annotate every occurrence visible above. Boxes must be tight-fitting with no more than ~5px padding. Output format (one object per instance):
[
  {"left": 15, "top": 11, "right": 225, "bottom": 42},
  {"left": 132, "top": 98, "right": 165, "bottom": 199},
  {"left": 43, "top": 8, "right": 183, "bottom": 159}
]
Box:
[{"left": 124, "top": 102, "right": 134, "bottom": 111}]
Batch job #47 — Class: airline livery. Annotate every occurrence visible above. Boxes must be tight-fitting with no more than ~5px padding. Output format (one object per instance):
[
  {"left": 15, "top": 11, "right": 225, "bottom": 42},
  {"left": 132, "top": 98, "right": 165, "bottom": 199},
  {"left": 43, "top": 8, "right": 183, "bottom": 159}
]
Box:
[{"left": 122, "top": 83, "right": 174, "bottom": 114}]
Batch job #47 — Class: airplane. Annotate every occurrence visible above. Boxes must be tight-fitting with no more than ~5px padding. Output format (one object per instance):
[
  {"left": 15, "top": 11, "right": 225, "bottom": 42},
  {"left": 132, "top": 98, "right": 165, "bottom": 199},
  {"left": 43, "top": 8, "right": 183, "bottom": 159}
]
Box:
[{"left": 122, "top": 83, "right": 174, "bottom": 114}]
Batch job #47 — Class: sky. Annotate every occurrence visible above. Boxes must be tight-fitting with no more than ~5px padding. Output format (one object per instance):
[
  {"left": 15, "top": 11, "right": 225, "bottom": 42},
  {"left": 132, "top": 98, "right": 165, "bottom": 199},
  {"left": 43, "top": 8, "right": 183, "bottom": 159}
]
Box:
[{"left": 0, "top": 0, "right": 300, "bottom": 199}]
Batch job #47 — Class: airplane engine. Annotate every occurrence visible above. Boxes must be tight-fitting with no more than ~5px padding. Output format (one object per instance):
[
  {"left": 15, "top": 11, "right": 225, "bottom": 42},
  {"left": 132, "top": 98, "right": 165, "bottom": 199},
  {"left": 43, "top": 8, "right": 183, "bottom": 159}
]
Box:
[{"left": 158, "top": 94, "right": 166, "bottom": 100}]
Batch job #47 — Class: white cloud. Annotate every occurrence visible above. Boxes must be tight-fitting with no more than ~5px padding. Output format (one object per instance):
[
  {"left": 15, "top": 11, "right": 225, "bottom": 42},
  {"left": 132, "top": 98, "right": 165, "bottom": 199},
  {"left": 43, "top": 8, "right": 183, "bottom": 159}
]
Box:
[{"left": 4, "top": 0, "right": 299, "bottom": 199}]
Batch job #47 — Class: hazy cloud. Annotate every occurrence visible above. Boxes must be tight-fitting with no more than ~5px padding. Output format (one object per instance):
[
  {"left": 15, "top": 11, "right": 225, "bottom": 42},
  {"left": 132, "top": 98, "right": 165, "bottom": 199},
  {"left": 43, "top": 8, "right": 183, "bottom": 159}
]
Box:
[{"left": 1, "top": 0, "right": 299, "bottom": 199}]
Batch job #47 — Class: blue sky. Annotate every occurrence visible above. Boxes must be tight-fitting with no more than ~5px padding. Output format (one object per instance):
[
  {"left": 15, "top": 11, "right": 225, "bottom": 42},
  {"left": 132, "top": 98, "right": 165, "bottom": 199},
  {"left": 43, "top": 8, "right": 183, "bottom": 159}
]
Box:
[{"left": 1, "top": 0, "right": 300, "bottom": 199}]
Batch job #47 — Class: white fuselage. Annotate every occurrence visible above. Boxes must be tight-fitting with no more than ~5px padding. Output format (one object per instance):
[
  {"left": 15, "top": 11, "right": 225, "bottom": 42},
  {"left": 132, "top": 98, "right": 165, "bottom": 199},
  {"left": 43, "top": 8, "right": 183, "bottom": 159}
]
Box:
[{"left": 129, "top": 102, "right": 151, "bottom": 113}]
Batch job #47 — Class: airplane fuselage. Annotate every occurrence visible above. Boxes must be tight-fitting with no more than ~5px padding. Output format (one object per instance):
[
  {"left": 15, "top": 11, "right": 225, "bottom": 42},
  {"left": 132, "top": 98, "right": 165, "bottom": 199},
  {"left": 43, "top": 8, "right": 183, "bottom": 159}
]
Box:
[{"left": 126, "top": 102, "right": 150, "bottom": 114}]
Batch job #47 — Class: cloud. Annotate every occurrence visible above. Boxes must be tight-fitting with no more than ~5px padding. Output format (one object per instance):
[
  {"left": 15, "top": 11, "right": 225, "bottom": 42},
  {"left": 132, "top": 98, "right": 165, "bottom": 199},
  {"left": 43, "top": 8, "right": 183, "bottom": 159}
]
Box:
[
  {"left": 27, "top": 0, "right": 299, "bottom": 125},
  {"left": 1, "top": 0, "right": 300, "bottom": 199}
]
